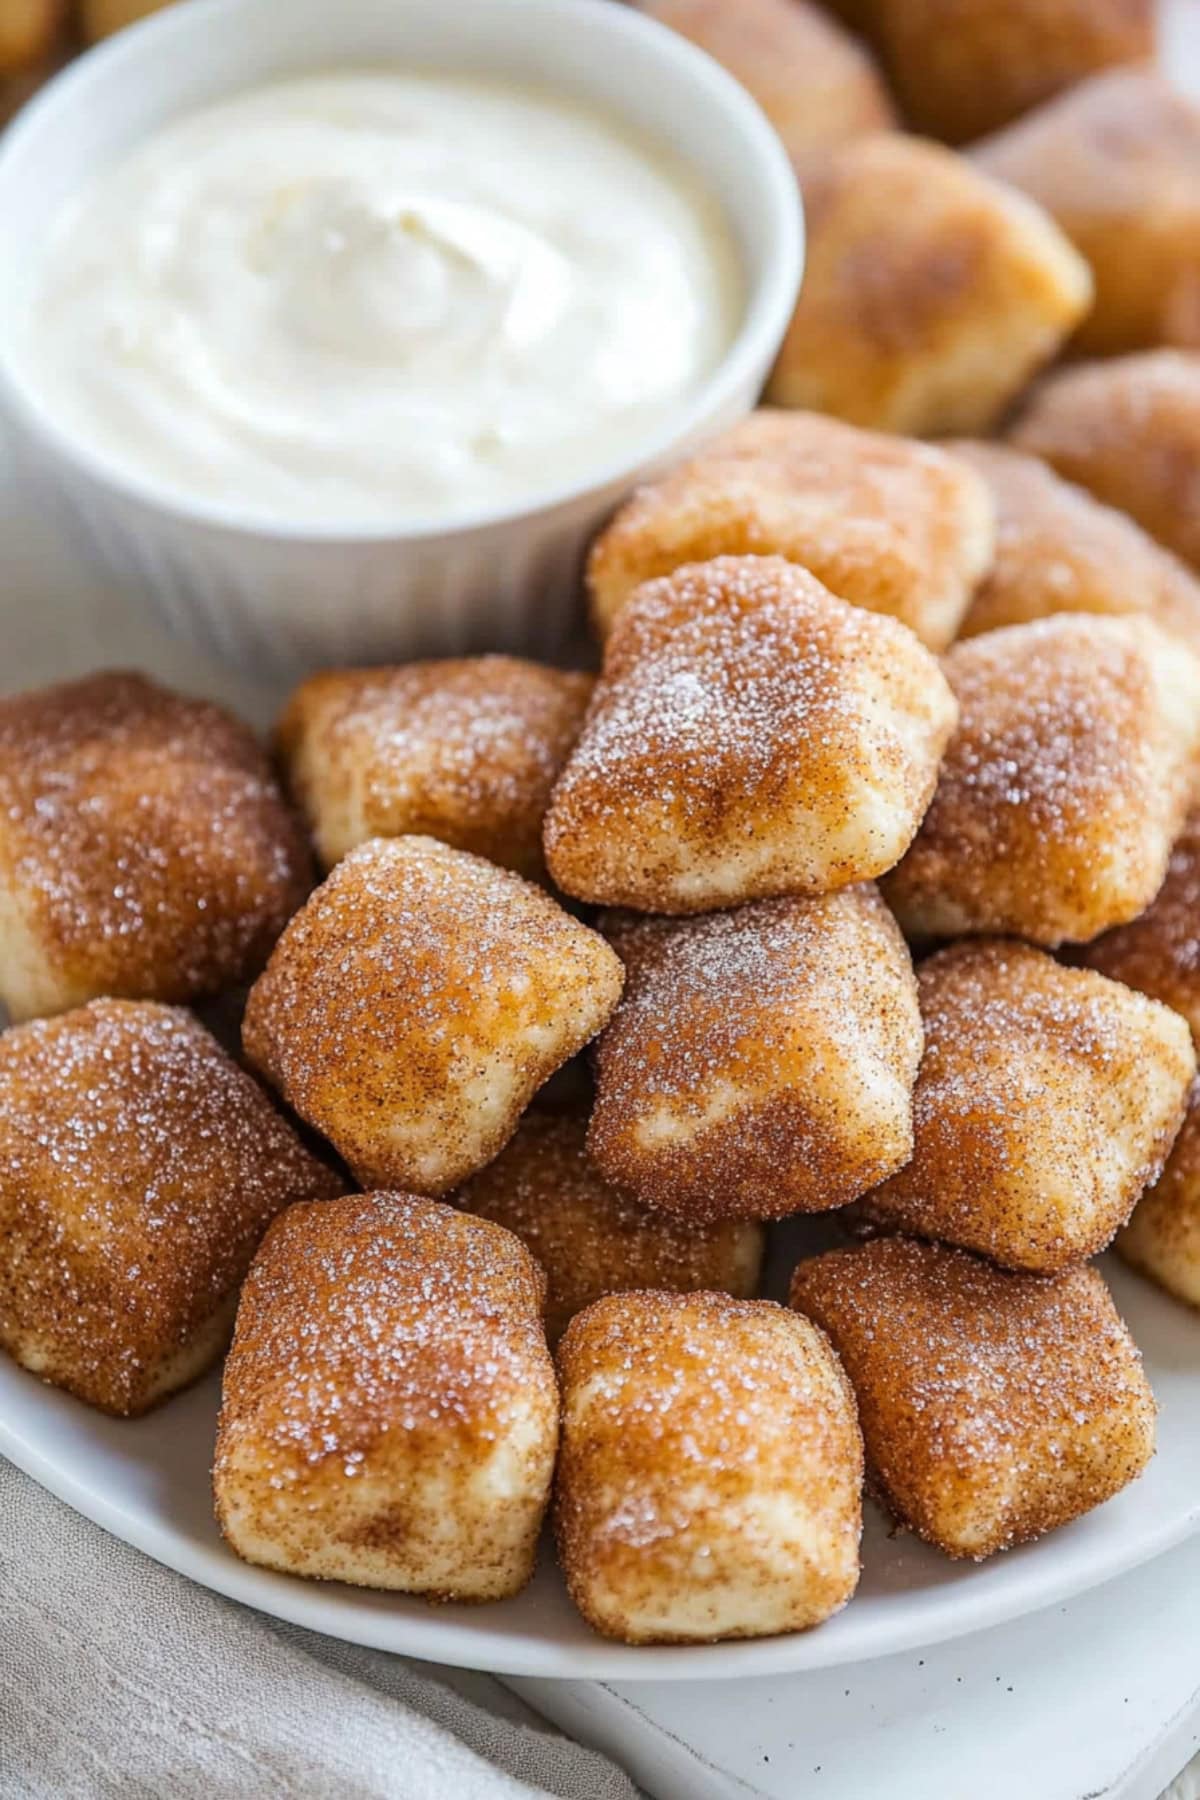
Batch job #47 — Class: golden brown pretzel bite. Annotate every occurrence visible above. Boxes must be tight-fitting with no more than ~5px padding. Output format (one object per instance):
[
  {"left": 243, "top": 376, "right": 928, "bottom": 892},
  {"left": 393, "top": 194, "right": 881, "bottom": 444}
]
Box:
[
  {"left": 975, "top": 69, "right": 1200, "bottom": 356},
  {"left": 276, "top": 657, "right": 593, "bottom": 876},
  {"left": 242, "top": 836, "right": 623, "bottom": 1194},
  {"left": 555, "top": 1290, "right": 863, "bottom": 1643},
  {"left": 1118, "top": 1078, "right": 1200, "bottom": 1310},
  {"left": 545, "top": 556, "right": 957, "bottom": 915},
  {"left": 858, "top": 941, "right": 1195, "bottom": 1273},
  {"left": 883, "top": 615, "right": 1200, "bottom": 947},
  {"left": 589, "top": 887, "right": 922, "bottom": 1222},
  {"left": 215, "top": 1193, "right": 557, "bottom": 1600},
  {"left": 790, "top": 1237, "right": 1156, "bottom": 1560},
  {"left": 456, "top": 1111, "right": 764, "bottom": 1339},
  {"left": 587, "top": 410, "right": 995, "bottom": 650},
  {"left": 0, "top": 671, "right": 310, "bottom": 1023},
  {"left": 1076, "top": 810, "right": 1200, "bottom": 1045},
  {"left": 866, "top": 0, "right": 1153, "bottom": 146},
  {"left": 1010, "top": 351, "right": 1200, "bottom": 574},
  {"left": 0, "top": 999, "right": 343, "bottom": 1416},
  {"left": 949, "top": 441, "right": 1200, "bottom": 652},
  {"left": 766, "top": 133, "right": 1091, "bottom": 436},
  {"left": 0, "top": 0, "right": 64, "bottom": 73},
  {"left": 639, "top": 0, "right": 894, "bottom": 166}
]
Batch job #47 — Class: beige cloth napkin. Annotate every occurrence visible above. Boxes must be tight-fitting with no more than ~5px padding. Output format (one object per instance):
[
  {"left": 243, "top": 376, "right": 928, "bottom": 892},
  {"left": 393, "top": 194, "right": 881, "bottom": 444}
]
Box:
[{"left": 0, "top": 1457, "right": 640, "bottom": 1800}]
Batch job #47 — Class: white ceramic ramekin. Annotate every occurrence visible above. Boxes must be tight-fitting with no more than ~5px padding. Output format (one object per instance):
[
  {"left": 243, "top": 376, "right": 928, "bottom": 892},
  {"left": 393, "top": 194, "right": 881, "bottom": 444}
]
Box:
[{"left": 0, "top": 0, "right": 802, "bottom": 677}]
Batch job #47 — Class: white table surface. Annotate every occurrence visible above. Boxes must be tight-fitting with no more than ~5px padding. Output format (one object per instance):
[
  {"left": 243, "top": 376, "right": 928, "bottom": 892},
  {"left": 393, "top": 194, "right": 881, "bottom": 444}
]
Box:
[{"left": 510, "top": 1533, "right": 1200, "bottom": 1800}]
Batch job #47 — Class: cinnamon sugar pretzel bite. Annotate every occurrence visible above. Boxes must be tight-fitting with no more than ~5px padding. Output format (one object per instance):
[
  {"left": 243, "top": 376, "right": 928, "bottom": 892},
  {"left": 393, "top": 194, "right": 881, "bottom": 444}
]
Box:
[
  {"left": 555, "top": 1291, "right": 863, "bottom": 1643},
  {"left": 975, "top": 70, "right": 1200, "bottom": 357},
  {"left": 790, "top": 1236, "right": 1156, "bottom": 1560},
  {"left": 544, "top": 557, "right": 957, "bottom": 915},
  {"left": 949, "top": 441, "right": 1200, "bottom": 653},
  {"left": 1076, "top": 810, "right": 1200, "bottom": 1044},
  {"left": 0, "top": 0, "right": 63, "bottom": 73},
  {"left": 0, "top": 671, "right": 310, "bottom": 1023},
  {"left": 639, "top": 0, "right": 895, "bottom": 168},
  {"left": 1010, "top": 352, "right": 1200, "bottom": 573},
  {"left": 81, "top": 0, "right": 173, "bottom": 40},
  {"left": 215, "top": 1193, "right": 557, "bottom": 1600},
  {"left": 883, "top": 615, "right": 1200, "bottom": 947},
  {"left": 276, "top": 657, "right": 593, "bottom": 876},
  {"left": 858, "top": 941, "right": 1195, "bottom": 1274},
  {"left": 456, "top": 1111, "right": 764, "bottom": 1340},
  {"left": 0, "top": 999, "right": 343, "bottom": 1416},
  {"left": 589, "top": 888, "right": 922, "bottom": 1222},
  {"left": 587, "top": 411, "right": 995, "bottom": 650},
  {"left": 765, "top": 133, "right": 1092, "bottom": 436},
  {"left": 865, "top": 0, "right": 1153, "bottom": 146},
  {"left": 242, "top": 836, "right": 623, "bottom": 1194},
  {"left": 1118, "top": 1078, "right": 1200, "bottom": 1310}
]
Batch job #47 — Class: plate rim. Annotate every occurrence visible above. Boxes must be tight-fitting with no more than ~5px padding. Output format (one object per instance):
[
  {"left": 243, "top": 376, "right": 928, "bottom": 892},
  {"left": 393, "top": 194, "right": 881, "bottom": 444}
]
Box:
[{"left": 3, "top": 1362, "right": 1198, "bottom": 1683}]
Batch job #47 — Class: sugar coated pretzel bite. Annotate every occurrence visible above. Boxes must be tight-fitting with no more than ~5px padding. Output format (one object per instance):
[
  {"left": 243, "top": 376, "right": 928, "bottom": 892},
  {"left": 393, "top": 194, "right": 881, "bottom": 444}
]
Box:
[
  {"left": 0, "top": 670, "right": 310, "bottom": 1023},
  {"left": 883, "top": 614, "right": 1200, "bottom": 947},
  {"left": 555, "top": 1291, "right": 863, "bottom": 1644},
  {"left": 215, "top": 1193, "right": 557, "bottom": 1600},
  {"left": 0, "top": 999, "right": 343, "bottom": 1416},
  {"left": 1010, "top": 352, "right": 1200, "bottom": 573},
  {"left": 949, "top": 441, "right": 1200, "bottom": 653},
  {"left": 639, "top": 0, "right": 895, "bottom": 168},
  {"left": 587, "top": 410, "right": 995, "bottom": 651},
  {"left": 0, "top": 0, "right": 63, "bottom": 73},
  {"left": 276, "top": 657, "right": 593, "bottom": 876},
  {"left": 765, "top": 133, "right": 1092, "bottom": 437},
  {"left": 455, "top": 1111, "right": 764, "bottom": 1341},
  {"left": 975, "top": 70, "right": 1200, "bottom": 357},
  {"left": 1076, "top": 810, "right": 1200, "bottom": 1044},
  {"left": 81, "top": 0, "right": 173, "bottom": 40},
  {"left": 790, "top": 1237, "right": 1156, "bottom": 1561},
  {"left": 858, "top": 941, "right": 1195, "bottom": 1274},
  {"left": 242, "top": 835, "right": 623, "bottom": 1194},
  {"left": 589, "top": 888, "right": 922, "bottom": 1223},
  {"left": 1118, "top": 1078, "right": 1200, "bottom": 1310},
  {"left": 545, "top": 556, "right": 958, "bottom": 916},
  {"left": 865, "top": 0, "right": 1154, "bottom": 147}
]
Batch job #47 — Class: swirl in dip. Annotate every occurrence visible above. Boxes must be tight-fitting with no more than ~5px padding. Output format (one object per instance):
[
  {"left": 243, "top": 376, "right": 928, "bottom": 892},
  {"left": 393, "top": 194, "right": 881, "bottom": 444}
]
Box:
[{"left": 23, "top": 71, "right": 744, "bottom": 526}]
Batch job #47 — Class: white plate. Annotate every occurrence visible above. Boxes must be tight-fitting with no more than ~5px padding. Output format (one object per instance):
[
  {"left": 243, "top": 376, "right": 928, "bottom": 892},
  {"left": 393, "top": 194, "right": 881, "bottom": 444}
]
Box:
[
  {"left": 3, "top": 0, "right": 1200, "bottom": 1654},
  {"left": 1, "top": 1249, "right": 1198, "bottom": 1682}
]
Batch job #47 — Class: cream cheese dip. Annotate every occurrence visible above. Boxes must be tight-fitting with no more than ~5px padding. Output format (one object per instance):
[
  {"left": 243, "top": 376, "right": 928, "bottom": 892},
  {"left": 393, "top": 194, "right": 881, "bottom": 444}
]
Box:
[{"left": 24, "top": 71, "right": 743, "bottom": 527}]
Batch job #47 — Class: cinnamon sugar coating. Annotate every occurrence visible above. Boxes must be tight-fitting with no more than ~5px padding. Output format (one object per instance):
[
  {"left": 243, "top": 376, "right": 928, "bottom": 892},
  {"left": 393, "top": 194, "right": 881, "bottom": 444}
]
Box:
[
  {"left": 858, "top": 941, "right": 1195, "bottom": 1273},
  {"left": 555, "top": 1291, "right": 863, "bottom": 1644},
  {"left": 883, "top": 615, "right": 1200, "bottom": 947},
  {"left": 587, "top": 411, "right": 995, "bottom": 650},
  {"left": 765, "top": 133, "right": 1092, "bottom": 436},
  {"left": 1076, "top": 810, "right": 1200, "bottom": 1044},
  {"left": 589, "top": 887, "right": 922, "bottom": 1222},
  {"left": 456, "top": 1111, "right": 764, "bottom": 1340},
  {"left": 1010, "top": 351, "right": 1200, "bottom": 572},
  {"left": 0, "top": 999, "right": 343, "bottom": 1416},
  {"left": 638, "top": 0, "right": 894, "bottom": 168},
  {"left": 276, "top": 657, "right": 593, "bottom": 877},
  {"left": 1118, "top": 1076, "right": 1200, "bottom": 1310},
  {"left": 790, "top": 1237, "right": 1156, "bottom": 1560},
  {"left": 865, "top": 0, "right": 1153, "bottom": 146},
  {"left": 544, "top": 557, "right": 958, "bottom": 915},
  {"left": 950, "top": 441, "right": 1200, "bottom": 653},
  {"left": 0, "top": 671, "right": 311, "bottom": 1023},
  {"left": 975, "top": 70, "right": 1200, "bottom": 357},
  {"left": 242, "top": 836, "right": 624, "bottom": 1195},
  {"left": 215, "top": 1193, "right": 557, "bottom": 1601}
]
